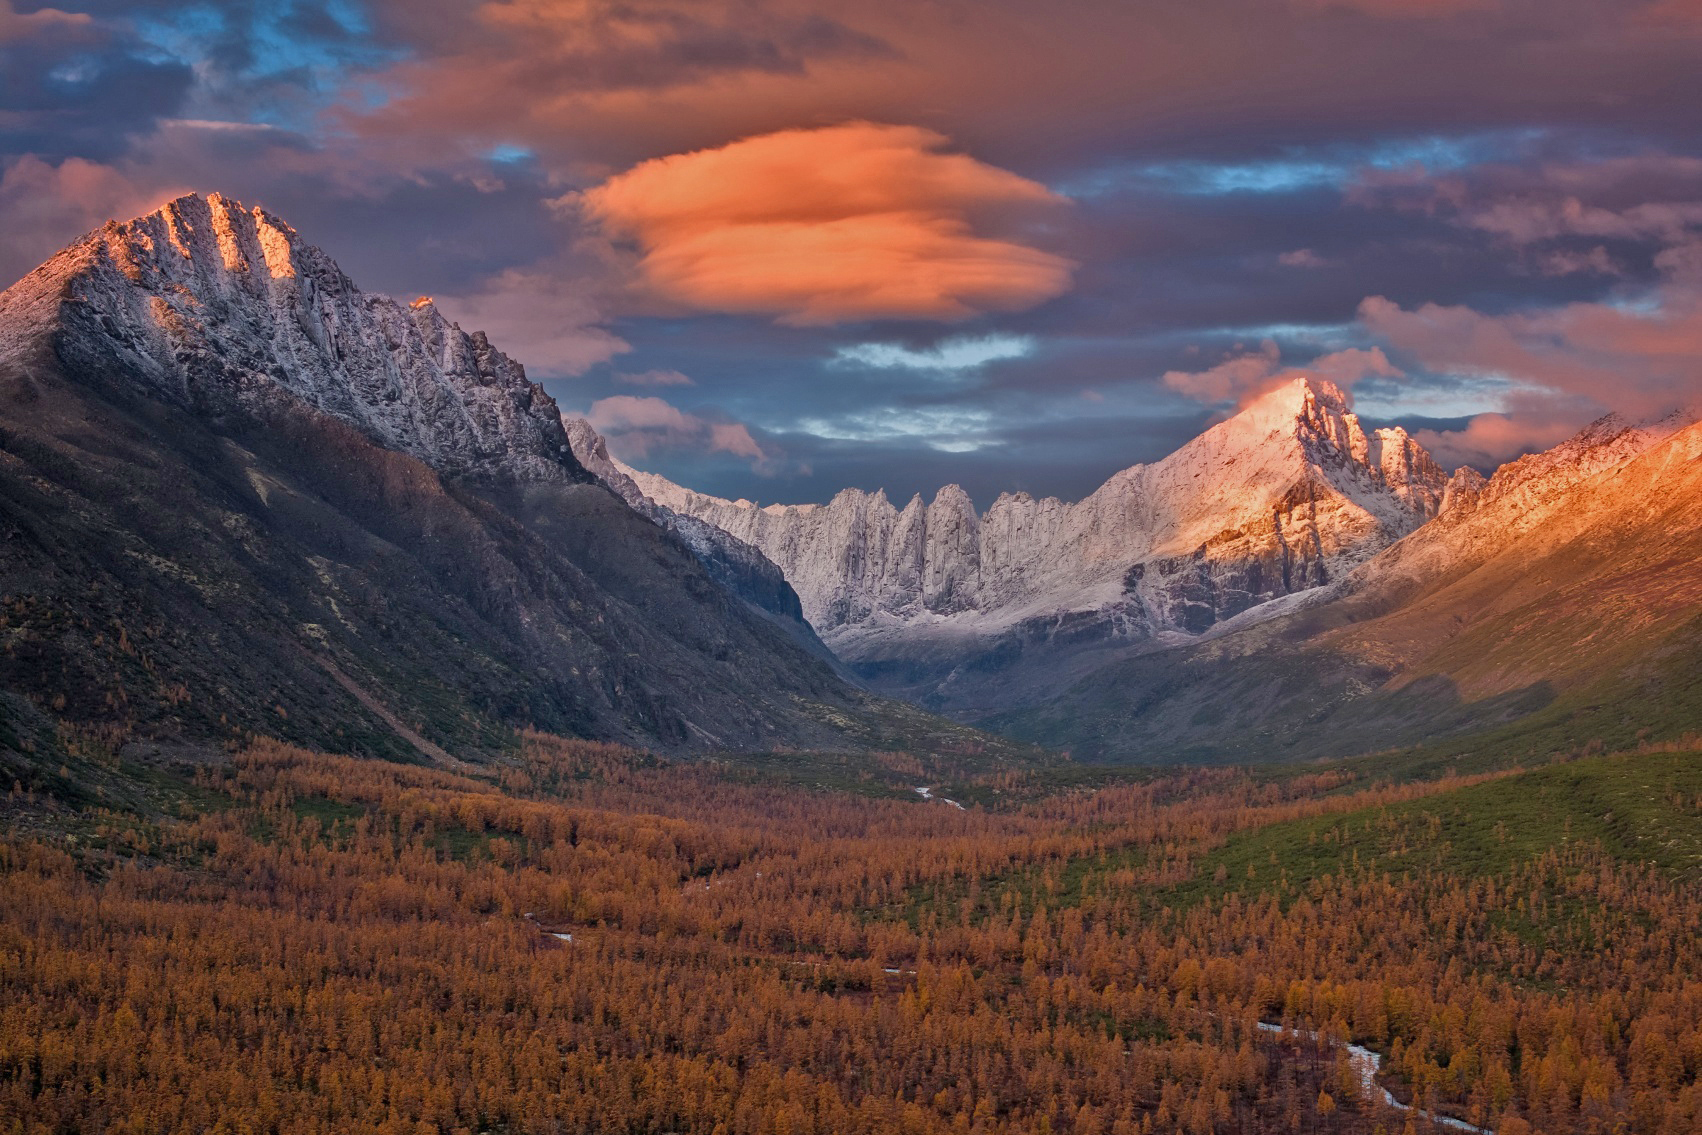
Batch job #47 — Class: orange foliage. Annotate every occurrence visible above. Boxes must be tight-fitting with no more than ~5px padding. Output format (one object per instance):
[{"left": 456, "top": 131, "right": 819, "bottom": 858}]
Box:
[{"left": 1, "top": 736, "right": 1699, "bottom": 1134}]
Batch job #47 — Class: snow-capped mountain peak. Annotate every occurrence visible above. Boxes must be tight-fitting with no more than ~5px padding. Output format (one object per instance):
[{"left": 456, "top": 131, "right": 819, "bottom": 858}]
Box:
[
  {"left": 608, "top": 374, "right": 1454, "bottom": 711},
  {"left": 7, "top": 192, "right": 585, "bottom": 487}
]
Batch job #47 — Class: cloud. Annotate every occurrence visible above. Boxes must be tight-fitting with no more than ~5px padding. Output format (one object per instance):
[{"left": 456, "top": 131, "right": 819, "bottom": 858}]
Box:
[
  {"left": 1642, "top": 0, "right": 1702, "bottom": 28},
  {"left": 587, "top": 395, "right": 769, "bottom": 463},
  {"left": 0, "top": 2, "right": 193, "bottom": 161},
  {"left": 616, "top": 368, "right": 694, "bottom": 386},
  {"left": 0, "top": 2, "right": 92, "bottom": 43},
  {"left": 1291, "top": 0, "right": 1497, "bottom": 16},
  {"left": 832, "top": 334, "right": 1036, "bottom": 372},
  {"left": 433, "top": 268, "right": 630, "bottom": 378},
  {"left": 1357, "top": 241, "right": 1702, "bottom": 463},
  {"left": 794, "top": 404, "right": 999, "bottom": 453},
  {"left": 1162, "top": 341, "right": 1403, "bottom": 406},
  {"left": 1411, "top": 403, "right": 1590, "bottom": 470},
  {"left": 0, "top": 155, "right": 189, "bottom": 286},
  {"left": 573, "top": 122, "right": 1075, "bottom": 325},
  {"left": 1351, "top": 153, "right": 1702, "bottom": 253},
  {"left": 1536, "top": 245, "right": 1622, "bottom": 277},
  {"left": 1358, "top": 284, "right": 1702, "bottom": 420},
  {"left": 1278, "top": 248, "right": 1333, "bottom": 268},
  {"left": 1465, "top": 198, "right": 1702, "bottom": 246}
]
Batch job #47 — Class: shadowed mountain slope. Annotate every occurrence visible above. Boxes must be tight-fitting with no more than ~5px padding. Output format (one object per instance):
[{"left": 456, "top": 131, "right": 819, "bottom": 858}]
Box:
[{"left": 0, "top": 193, "right": 991, "bottom": 760}]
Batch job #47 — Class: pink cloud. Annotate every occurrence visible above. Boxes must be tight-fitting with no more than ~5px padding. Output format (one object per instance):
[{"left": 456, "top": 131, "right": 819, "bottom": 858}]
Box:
[
  {"left": 1537, "top": 246, "right": 1622, "bottom": 277},
  {"left": 586, "top": 395, "right": 772, "bottom": 465},
  {"left": 0, "top": 156, "right": 189, "bottom": 286},
  {"left": 1413, "top": 406, "right": 1587, "bottom": 470},
  {"left": 1290, "top": 0, "right": 1497, "bottom": 16},
  {"left": 1465, "top": 198, "right": 1702, "bottom": 246},
  {"left": 1357, "top": 242, "right": 1702, "bottom": 463},
  {"left": 1163, "top": 342, "right": 1402, "bottom": 407},
  {"left": 1359, "top": 284, "right": 1702, "bottom": 421},
  {"left": 1278, "top": 248, "right": 1332, "bottom": 268},
  {"left": 1350, "top": 153, "right": 1702, "bottom": 254},
  {"left": 1641, "top": 0, "right": 1702, "bottom": 28},
  {"left": 0, "top": 2, "right": 92, "bottom": 44},
  {"left": 432, "top": 268, "right": 630, "bottom": 378},
  {"left": 572, "top": 122, "right": 1075, "bottom": 325}
]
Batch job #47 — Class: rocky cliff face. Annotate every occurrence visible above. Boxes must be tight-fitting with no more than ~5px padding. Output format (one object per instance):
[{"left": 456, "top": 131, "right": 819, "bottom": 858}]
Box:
[
  {"left": 626, "top": 378, "right": 1452, "bottom": 710},
  {"left": 0, "top": 193, "right": 955, "bottom": 758}
]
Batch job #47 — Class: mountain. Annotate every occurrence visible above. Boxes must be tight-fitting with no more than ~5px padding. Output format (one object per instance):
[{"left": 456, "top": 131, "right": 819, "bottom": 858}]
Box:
[
  {"left": 0, "top": 192, "right": 987, "bottom": 760},
  {"left": 624, "top": 378, "right": 1451, "bottom": 713},
  {"left": 989, "top": 408, "right": 1702, "bottom": 762},
  {"left": 561, "top": 416, "right": 806, "bottom": 625}
]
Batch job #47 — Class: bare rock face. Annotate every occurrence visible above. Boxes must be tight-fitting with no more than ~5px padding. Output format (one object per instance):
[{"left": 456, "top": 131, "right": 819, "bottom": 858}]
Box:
[{"left": 623, "top": 378, "right": 1454, "bottom": 712}]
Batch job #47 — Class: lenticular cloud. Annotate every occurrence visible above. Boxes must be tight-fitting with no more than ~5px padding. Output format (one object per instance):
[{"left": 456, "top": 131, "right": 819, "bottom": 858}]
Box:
[{"left": 574, "top": 122, "right": 1075, "bottom": 325}]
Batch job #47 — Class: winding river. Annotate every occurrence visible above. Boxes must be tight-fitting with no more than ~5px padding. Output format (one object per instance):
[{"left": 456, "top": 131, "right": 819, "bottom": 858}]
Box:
[{"left": 1256, "top": 1022, "right": 1493, "bottom": 1133}]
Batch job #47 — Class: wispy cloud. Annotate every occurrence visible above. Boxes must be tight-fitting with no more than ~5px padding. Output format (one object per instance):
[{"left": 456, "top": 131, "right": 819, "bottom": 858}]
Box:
[
  {"left": 587, "top": 395, "right": 771, "bottom": 465},
  {"left": 831, "top": 334, "right": 1036, "bottom": 372}
]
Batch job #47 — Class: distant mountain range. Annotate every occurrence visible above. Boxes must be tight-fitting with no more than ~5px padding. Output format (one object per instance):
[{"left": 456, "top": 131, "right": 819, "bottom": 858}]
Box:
[
  {"left": 0, "top": 193, "right": 992, "bottom": 761},
  {"left": 594, "top": 378, "right": 1453, "bottom": 710},
  {"left": 595, "top": 381, "right": 1702, "bottom": 763}
]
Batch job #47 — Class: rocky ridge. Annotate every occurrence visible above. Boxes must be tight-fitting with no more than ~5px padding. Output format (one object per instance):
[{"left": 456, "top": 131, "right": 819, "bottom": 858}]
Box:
[
  {"left": 624, "top": 378, "right": 1453, "bottom": 710},
  {"left": 2, "top": 192, "right": 582, "bottom": 486}
]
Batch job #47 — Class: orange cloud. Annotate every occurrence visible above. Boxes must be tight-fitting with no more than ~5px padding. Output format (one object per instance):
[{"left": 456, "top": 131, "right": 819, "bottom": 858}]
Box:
[
  {"left": 1163, "top": 343, "right": 1402, "bottom": 407},
  {"left": 572, "top": 122, "right": 1074, "bottom": 325}
]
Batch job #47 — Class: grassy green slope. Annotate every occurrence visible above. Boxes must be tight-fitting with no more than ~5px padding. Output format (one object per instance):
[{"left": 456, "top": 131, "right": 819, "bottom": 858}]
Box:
[{"left": 1176, "top": 748, "right": 1702, "bottom": 909}]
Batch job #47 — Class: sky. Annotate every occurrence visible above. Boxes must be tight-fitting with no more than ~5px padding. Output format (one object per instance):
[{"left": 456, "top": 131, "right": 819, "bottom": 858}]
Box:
[{"left": 3, "top": 0, "right": 1702, "bottom": 507}]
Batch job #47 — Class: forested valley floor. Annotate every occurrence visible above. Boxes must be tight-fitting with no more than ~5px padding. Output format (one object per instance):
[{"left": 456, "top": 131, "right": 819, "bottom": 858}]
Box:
[{"left": 3, "top": 731, "right": 1701, "bottom": 1135}]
